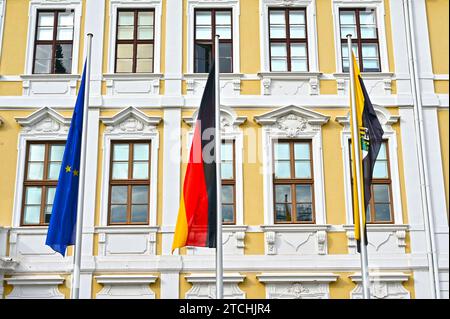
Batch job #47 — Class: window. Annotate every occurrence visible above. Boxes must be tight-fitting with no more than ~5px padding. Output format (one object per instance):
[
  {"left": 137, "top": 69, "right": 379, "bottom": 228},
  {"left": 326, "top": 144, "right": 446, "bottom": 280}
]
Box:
[
  {"left": 115, "top": 9, "right": 155, "bottom": 73},
  {"left": 194, "top": 9, "right": 233, "bottom": 73},
  {"left": 349, "top": 141, "right": 393, "bottom": 223},
  {"left": 273, "top": 140, "right": 315, "bottom": 223},
  {"left": 339, "top": 8, "right": 380, "bottom": 72},
  {"left": 221, "top": 140, "right": 235, "bottom": 224},
  {"left": 109, "top": 141, "right": 151, "bottom": 224},
  {"left": 33, "top": 10, "right": 74, "bottom": 74},
  {"left": 269, "top": 8, "right": 308, "bottom": 72},
  {"left": 22, "top": 142, "right": 65, "bottom": 225}
]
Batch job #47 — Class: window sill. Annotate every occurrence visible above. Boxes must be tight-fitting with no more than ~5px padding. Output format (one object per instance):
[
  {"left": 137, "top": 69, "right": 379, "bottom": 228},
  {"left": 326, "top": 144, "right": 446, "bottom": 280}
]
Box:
[
  {"left": 333, "top": 72, "right": 394, "bottom": 79},
  {"left": 95, "top": 225, "right": 160, "bottom": 233},
  {"left": 258, "top": 71, "right": 322, "bottom": 80},
  {"left": 20, "top": 74, "right": 80, "bottom": 96},
  {"left": 103, "top": 73, "right": 163, "bottom": 80},
  {"left": 184, "top": 73, "right": 244, "bottom": 96},
  {"left": 258, "top": 72, "right": 322, "bottom": 95},
  {"left": 183, "top": 73, "right": 244, "bottom": 80},
  {"left": 261, "top": 224, "right": 330, "bottom": 233},
  {"left": 20, "top": 74, "right": 81, "bottom": 81},
  {"left": 343, "top": 224, "right": 408, "bottom": 232},
  {"left": 103, "top": 73, "right": 162, "bottom": 96}
]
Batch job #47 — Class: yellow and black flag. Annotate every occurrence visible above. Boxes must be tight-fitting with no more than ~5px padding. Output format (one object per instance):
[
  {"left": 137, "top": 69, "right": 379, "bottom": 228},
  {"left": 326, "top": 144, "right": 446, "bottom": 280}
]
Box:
[{"left": 350, "top": 53, "right": 384, "bottom": 251}]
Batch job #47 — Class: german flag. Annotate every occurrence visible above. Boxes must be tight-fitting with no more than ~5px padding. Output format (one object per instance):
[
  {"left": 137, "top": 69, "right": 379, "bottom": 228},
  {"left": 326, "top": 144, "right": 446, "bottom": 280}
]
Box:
[
  {"left": 350, "top": 53, "right": 384, "bottom": 251},
  {"left": 172, "top": 64, "right": 217, "bottom": 252}
]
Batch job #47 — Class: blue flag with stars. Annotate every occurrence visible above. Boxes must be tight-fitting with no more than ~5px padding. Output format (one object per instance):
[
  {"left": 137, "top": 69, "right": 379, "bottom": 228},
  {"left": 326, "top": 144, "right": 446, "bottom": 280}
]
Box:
[{"left": 45, "top": 63, "right": 87, "bottom": 256}]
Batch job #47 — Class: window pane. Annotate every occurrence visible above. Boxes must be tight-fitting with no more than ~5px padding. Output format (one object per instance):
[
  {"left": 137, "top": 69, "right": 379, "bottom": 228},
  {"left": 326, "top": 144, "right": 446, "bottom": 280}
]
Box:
[
  {"left": 110, "top": 205, "right": 127, "bottom": 223},
  {"left": 111, "top": 186, "right": 128, "bottom": 204},
  {"left": 35, "top": 44, "right": 52, "bottom": 60},
  {"left": 23, "top": 206, "right": 41, "bottom": 224},
  {"left": 271, "top": 43, "right": 287, "bottom": 57},
  {"left": 270, "top": 11, "right": 286, "bottom": 38},
  {"left": 118, "top": 26, "right": 134, "bottom": 40},
  {"left": 275, "top": 185, "right": 292, "bottom": 203},
  {"left": 222, "top": 185, "right": 234, "bottom": 204},
  {"left": 291, "top": 59, "right": 308, "bottom": 72},
  {"left": 47, "top": 163, "right": 61, "bottom": 180},
  {"left": 196, "top": 25, "right": 212, "bottom": 40},
  {"left": 373, "top": 161, "right": 388, "bottom": 178},
  {"left": 55, "top": 59, "right": 72, "bottom": 74},
  {"left": 117, "top": 44, "right": 133, "bottom": 59},
  {"left": 339, "top": 11, "right": 356, "bottom": 24},
  {"left": 360, "top": 10, "right": 375, "bottom": 24},
  {"left": 138, "top": 11, "right": 154, "bottom": 26},
  {"left": 46, "top": 187, "right": 56, "bottom": 205},
  {"left": 55, "top": 43, "right": 72, "bottom": 59},
  {"left": 138, "top": 26, "right": 153, "bottom": 40},
  {"left": 136, "top": 59, "right": 153, "bottom": 72},
  {"left": 50, "top": 144, "right": 65, "bottom": 161},
  {"left": 196, "top": 11, "right": 211, "bottom": 25},
  {"left": 216, "top": 11, "right": 231, "bottom": 25},
  {"left": 25, "top": 187, "right": 42, "bottom": 205},
  {"left": 132, "top": 186, "right": 148, "bottom": 204},
  {"left": 362, "top": 44, "right": 378, "bottom": 58},
  {"left": 112, "top": 162, "right": 129, "bottom": 179},
  {"left": 216, "top": 26, "right": 231, "bottom": 40},
  {"left": 374, "top": 204, "right": 391, "bottom": 222},
  {"left": 221, "top": 163, "right": 233, "bottom": 179},
  {"left": 271, "top": 58, "right": 288, "bottom": 71},
  {"left": 291, "top": 43, "right": 307, "bottom": 58},
  {"left": 274, "top": 143, "right": 290, "bottom": 160},
  {"left": 361, "top": 26, "right": 377, "bottom": 39},
  {"left": 37, "top": 27, "right": 54, "bottom": 40},
  {"left": 294, "top": 143, "right": 310, "bottom": 160},
  {"left": 29, "top": 144, "right": 45, "bottom": 161},
  {"left": 373, "top": 184, "right": 390, "bottom": 203},
  {"left": 44, "top": 206, "right": 52, "bottom": 224},
  {"left": 113, "top": 144, "right": 129, "bottom": 160},
  {"left": 118, "top": 11, "right": 134, "bottom": 26},
  {"left": 275, "top": 161, "right": 291, "bottom": 178},
  {"left": 290, "top": 25, "right": 306, "bottom": 39},
  {"left": 137, "top": 44, "right": 153, "bottom": 59},
  {"left": 340, "top": 11, "right": 357, "bottom": 39},
  {"left": 222, "top": 205, "right": 234, "bottom": 223},
  {"left": 296, "top": 185, "right": 312, "bottom": 203},
  {"left": 39, "top": 12, "right": 54, "bottom": 26},
  {"left": 57, "top": 27, "right": 73, "bottom": 40},
  {"left": 34, "top": 59, "right": 52, "bottom": 74},
  {"left": 58, "top": 12, "right": 74, "bottom": 26},
  {"left": 55, "top": 44, "right": 72, "bottom": 74},
  {"left": 216, "top": 11, "right": 232, "bottom": 40},
  {"left": 133, "top": 162, "right": 149, "bottom": 179},
  {"left": 221, "top": 143, "right": 233, "bottom": 161},
  {"left": 116, "top": 59, "right": 133, "bottom": 72},
  {"left": 131, "top": 205, "right": 148, "bottom": 223},
  {"left": 296, "top": 204, "right": 313, "bottom": 221},
  {"left": 28, "top": 163, "right": 44, "bottom": 180},
  {"left": 275, "top": 204, "right": 292, "bottom": 222},
  {"left": 377, "top": 143, "right": 387, "bottom": 160},
  {"left": 289, "top": 10, "right": 305, "bottom": 24},
  {"left": 134, "top": 144, "right": 149, "bottom": 160},
  {"left": 219, "top": 42, "right": 232, "bottom": 73},
  {"left": 270, "top": 25, "right": 286, "bottom": 39},
  {"left": 194, "top": 43, "right": 212, "bottom": 73},
  {"left": 295, "top": 161, "right": 311, "bottom": 178}
]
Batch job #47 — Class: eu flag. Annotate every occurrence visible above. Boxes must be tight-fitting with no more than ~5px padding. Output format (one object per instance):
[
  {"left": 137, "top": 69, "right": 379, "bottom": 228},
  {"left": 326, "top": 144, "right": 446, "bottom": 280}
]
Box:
[{"left": 45, "top": 63, "right": 87, "bottom": 256}]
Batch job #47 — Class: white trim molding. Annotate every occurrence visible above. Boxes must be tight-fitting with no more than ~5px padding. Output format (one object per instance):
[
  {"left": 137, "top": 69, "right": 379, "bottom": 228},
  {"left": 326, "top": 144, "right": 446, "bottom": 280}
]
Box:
[
  {"left": 332, "top": 0, "right": 390, "bottom": 74},
  {"left": 258, "top": 72, "right": 322, "bottom": 96},
  {"left": 5, "top": 275, "right": 65, "bottom": 299},
  {"left": 23, "top": 1, "right": 82, "bottom": 95},
  {"left": 99, "top": 106, "right": 161, "bottom": 228},
  {"left": 185, "top": 273, "right": 246, "bottom": 299},
  {"left": 103, "top": 73, "right": 163, "bottom": 96},
  {"left": 0, "top": 0, "right": 6, "bottom": 62},
  {"left": 259, "top": 0, "right": 319, "bottom": 73},
  {"left": 184, "top": 73, "right": 244, "bottom": 96},
  {"left": 349, "top": 272, "right": 411, "bottom": 299},
  {"left": 186, "top": 0, "right": 240, "bottom": 74},
  {"left": 95, "top": 274, "right": 158, "bottom": 299},
  {"left": 257, "top": 272, "right": 338, "bottom": 299},
  {"left": 254, "top": 105, "right": 330, "bottom": 226},
  {"left": 107, "top": 0, "right": 163, "bottom": 75}
]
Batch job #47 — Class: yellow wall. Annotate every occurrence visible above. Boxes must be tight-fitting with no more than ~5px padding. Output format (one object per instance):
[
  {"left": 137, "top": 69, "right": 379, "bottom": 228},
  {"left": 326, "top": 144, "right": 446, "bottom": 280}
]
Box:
[
  {"left": 239, "top": 273, "right": 265, "bottom": 299},
  {"left": 316, "top": 0, "right": 336, "bottom": 74},
  {"left": 438, "top": 109, "right": 449, "bottom": 215},
  {"left": 426, "top": 0, "right": 449, "bottom": 75},
  {"left": 240, "top": 0, "right": 260, "bottom": 74}
]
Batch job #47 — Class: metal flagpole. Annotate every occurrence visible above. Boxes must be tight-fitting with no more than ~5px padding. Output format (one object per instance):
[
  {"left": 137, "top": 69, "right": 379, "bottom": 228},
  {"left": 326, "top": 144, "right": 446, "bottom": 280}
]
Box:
[
  {"left": 215, "top": 34, "right": 224, "bottom": 299},
  {"left": 71, "top": 33, "right": 93, "bottom": 299},
  {"left": 347, "top": 34, "right": 371, "bottom": 299}
]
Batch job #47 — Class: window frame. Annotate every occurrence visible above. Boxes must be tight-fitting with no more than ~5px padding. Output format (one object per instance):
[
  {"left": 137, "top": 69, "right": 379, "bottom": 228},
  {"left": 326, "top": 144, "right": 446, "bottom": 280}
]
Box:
[
  {"left": 272, "top": 139, "right": 316, "bottom": 224},
  {"left": 193, "top": 8, "right": 233, "bottom": 73},
  {"left": 338, "top": 7, "right": 382, "bottom": 73},
  {"left": 114, "top": 8, "right": 155, "bottom": 73},
  {"left": 221, "top": 139, "right": 236, "bottom": 225},
  {"left": 108, "top": 140, "right": 152, "bottom": 225},
  {"left": 32, "top": 9, "right": 75, "bottom": 74},
  {"left": 21, "top": 141, "right": 65, "bottom": 226},
  {"left": 268, "top": 7, "right": 309, "bottom": 72}
]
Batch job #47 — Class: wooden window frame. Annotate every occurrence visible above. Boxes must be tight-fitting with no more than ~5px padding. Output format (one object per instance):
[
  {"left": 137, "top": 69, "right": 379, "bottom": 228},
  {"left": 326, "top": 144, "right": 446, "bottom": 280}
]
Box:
[
  {"left": 339, "top": 8, "right": 381, "bottom": 72},
  {"left": 221, "top": 139, "right": 236, "bottom": 225},
  {"left": 21, "top": 141, "right": 65, "bottom": 226},
  {"left": 108, "top": 141, "right": 151, "bottom": 225},
  {"left": 349, "top": 140, "right": 394, "bottom": 224},
  {"left": 115, "top": 8, "right": 155, "bottom": 73},
  {"left": 272, "top": 139, "right": 316, "bottom": 224},
  {"left": 33, "top": 9, "right": 74, "bottom": 74},
  {"left": 268, "top": 7, "right": 309, "bottom": 72},
  {"left": 194, "top": 8, "right": 233, "bottom": 73}
]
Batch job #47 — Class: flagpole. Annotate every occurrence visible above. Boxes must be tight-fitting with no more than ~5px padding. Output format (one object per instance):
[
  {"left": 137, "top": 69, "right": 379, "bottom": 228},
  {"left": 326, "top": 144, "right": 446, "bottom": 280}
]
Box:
[
  {"left": 347, "top": 34, "right": 371, "bottom": 299},
  {"left": 215, "top": 34, "right": 224, "bottom": 300},
  {"left": 71, "top": 33, "right": 93, "bottom": 299}
]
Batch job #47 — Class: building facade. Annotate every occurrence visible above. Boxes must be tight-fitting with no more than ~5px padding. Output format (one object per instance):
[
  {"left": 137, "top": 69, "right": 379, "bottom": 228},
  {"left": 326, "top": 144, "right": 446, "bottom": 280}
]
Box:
[{"left": 0, "top": 0, "right": 448, "bottom": 299}]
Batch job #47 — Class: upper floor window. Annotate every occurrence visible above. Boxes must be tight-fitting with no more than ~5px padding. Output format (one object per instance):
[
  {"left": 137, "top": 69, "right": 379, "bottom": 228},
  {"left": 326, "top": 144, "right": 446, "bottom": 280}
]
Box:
[
  {"left": 115, "top": 9, "right": 155, "bottom": 73},
  {"left": 339, "top": 8, "right": 380, "bottom": 72},
  {"left": 33, "top": 10, "right": 74, "bottom": 74},
  {"left": 221, "top": 140, "right": 235, "bottom": 224},
  {"left": 109, "top": 141, "right": 151, "bottom": 225},
  {"left": 273, "top": 140, "right": 315, "bottom": 223},
  {"left": 349, "top": 141, "right": 393, "bottom": 223},
  {"left": 269, "top": 8, "right": 308, "bottom": 72},
  {"left": 22, "top": 141, "right": 65, "bottom": 225},
  {"left": 194, "top": 9, "right": 233, "bottom": 73}
]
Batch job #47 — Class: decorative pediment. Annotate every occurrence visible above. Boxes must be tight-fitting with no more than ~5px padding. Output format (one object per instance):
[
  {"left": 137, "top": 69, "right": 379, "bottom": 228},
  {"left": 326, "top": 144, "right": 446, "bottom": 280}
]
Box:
[
  {"left": 185, "top": 273, "right": 246, "bottom": 299},
  {"left": 15, "top": 107, "right": 71, "bottom": 134},
  {"left": 262, "top": 0, "right": 313, "bottom": 7},
  {"left": 349, "top": 272, "right": 411, "bottom": 299},
  {"left": 100, "top": 106, "right": 162, "bottom": 134},
  {"left": 335, "top": 106, "right": 400, "bottom": 130},
  {"left": 183, "top": 106, "right": 247, "bottom": 132}
]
